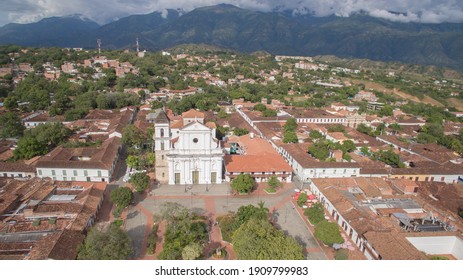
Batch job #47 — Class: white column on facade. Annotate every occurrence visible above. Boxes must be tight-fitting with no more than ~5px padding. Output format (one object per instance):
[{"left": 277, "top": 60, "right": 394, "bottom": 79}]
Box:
[
  {"left": 168, "top": 159, "right": 174, "bottom": 184},
  {"left": 204, "top": 159, "right": 211, "bottom": 184}
]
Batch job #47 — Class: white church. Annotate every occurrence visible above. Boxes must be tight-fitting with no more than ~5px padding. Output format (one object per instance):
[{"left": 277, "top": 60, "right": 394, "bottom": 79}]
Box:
[{"left": 154, "top": 108, "right": 224, "bottom": 185}]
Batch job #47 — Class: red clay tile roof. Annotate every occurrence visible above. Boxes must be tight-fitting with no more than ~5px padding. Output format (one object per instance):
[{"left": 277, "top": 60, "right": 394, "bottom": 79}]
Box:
[
  {"left": 27, "top": 230, "right": 85, "bottom": 260},
  {"left": 182, "top": 109, "right": 205, "bottom": 119},
  {"left": 281, "top": 143, "right": 360, "bottom": 169},
  {"left": 225, "top": 154, "right": 292, "bottom": 173},
  {"left": 36, "top": 137, "right": 120, "bottom": 170},
  {"left": 0, "top": 161, "right": 35, "bottom": 173},
  {"left": 363, "top": 231, "right": 426, "bottom": 260}
]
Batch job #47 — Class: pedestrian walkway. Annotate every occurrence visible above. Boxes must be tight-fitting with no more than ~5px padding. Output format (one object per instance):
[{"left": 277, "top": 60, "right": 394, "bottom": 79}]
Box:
[{"left": 151, "top": 183, "right": 232, "bottom": 197}]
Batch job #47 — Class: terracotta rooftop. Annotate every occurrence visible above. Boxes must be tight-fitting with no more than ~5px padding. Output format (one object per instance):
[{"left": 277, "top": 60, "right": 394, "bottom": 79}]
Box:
[
  {"left": 0, "top": 181, "right": 105, "bottom": 259},
  {"left": 363, "top": 231, "right": 426, "bottom": 260},
  {"left": 281, "top": 143, "right": 360, "bottom": 169},
  {"left": 390, "top": 162, "right": 463, "bottom": 175},
  {"left": 36, "top": 136, "right": 120, "bottom": 170},
  {"left": 224, "top": 154, "right": 292, "bottom": 173},
  {"left": 0, "top": 161, "right": 35, "bottom": 173},
  {"left": 417, "top": 181, "right": 463, "bottom": 216},
  {"left": 182, "top": 108, "right": 205, "bottom": 119},
  {"left": 27, "top": 230, "right": 85, "bottom": 260},
  {"left": 378, "top": 136, "right": 460, "bottom": 164},
  {"left": 154, "top": 109, "right": 169, "bottom": 124}
]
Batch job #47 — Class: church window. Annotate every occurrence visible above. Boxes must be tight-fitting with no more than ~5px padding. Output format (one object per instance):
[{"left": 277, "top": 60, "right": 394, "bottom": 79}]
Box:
[
  {"left": 160, "top": 128, "right": 164, "bottom": 137},
  {"left": 193, "top": 138, "right": 199, "bottom": 143}
]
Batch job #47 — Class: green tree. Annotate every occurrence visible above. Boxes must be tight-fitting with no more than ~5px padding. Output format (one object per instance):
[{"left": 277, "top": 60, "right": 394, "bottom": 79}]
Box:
[
  {"left": 3, "top": 96, "right": 18, "bottom": 110},
  {"left": 360, "top": 146, "right": 371, "bottom": 156},
  {"left": 297, "top": 192, "right": 308, "bottom": 207},
  {"left": 314, "top": 221, "right": 344, "bottom": 246},
  {"left": 308, "top": 141, "right": 330, "bottom": 161},
  {"left": 151, "top": 100, "right": 164, "bottom": 109},
  {"left": 0, "top": 112, "right": 25, "bottom": 139},
  {"left": 232, "top": 218, "right": 304, "bottom": 260},
  {"left": 181, "top": 242, "right": 203, "bottom": 260},
  {"left": 267, "top": 176, "right": 282, "bottom": 189},
  {"left": 218, "top": 109, "right": 228, "bottom": 119},
  {"left": 378, "top": 105, "right": 393, "bottom": 117},
  {"left": 376, "top": 149, "right": 404, "bottom": 168},
  {"left": 110, "top": 187, "right": 133, "bottom": 210},
  {"left": 416, "top": 133, "right": 437, "bottom": 144},
  {"left": 231, "top": 174, "right": 255, "bottom": 194},
  {"left": 13, "top": 137, "right": 48, "bottom": 159},
  {"left": 146, "top": 153, "right": 155, "bottom": 170},
  {"left": 157, "top": 202, "right": 208, "bottom": 260},
  {"left": 341, "top": 140, "right": 356, "bottom": 153},
  {"left": 13, "top": 123, "right": 71, "bottom": 159},
  {"left": 357, "top": 123, "right": 372, "bottom": 135},
  {"left": 236, "top": 203, "right": 269, "bottom": 227},
  {"left": 263, "top": 109, "right": 277, "bottom": 117},
  {"left": 253, "top": 103, "right": 267, "bottom": 112},
  {"left": 234, "top": 127, "right": 249, "bottom": 136},
  {"left": 283, "top": 118, "right": 298, "bottom": 143},
  {"left": 309, "top": 130, "right": 323, "bottom": 140},
  {"left": 283, "top": 130, "right": 298, "bottom": 143},
  {"left": 343, "top": 153, "right": 352, "bottom": 162},
  {"left": 126, "top": 155, "right": 140, "bottom": 169},
  {"left": 122, "top": 124, "right": 146, "bottom": 148},
  {"left": 283, "top": 118, "right": 297, "bottom": 132},
  {"left": 77, "top": 224, "right": 133, "bottom": 260},
  {"left": 388, "top": 123, "right": 403, "bottom": 133},
  {"left": 304, "top": 203, "right": 325, "bottom": 225},
  {"left": 327, "top": 124, "right": 345, "bottom": 133},
  {"left": 129, "top": 172, "right": 150, "bottom": 193}
]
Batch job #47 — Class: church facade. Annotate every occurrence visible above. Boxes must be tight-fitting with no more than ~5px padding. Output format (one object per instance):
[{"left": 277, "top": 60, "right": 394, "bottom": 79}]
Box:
[{"left": 154, "top": 109, "right": 224, "bottom": 185}]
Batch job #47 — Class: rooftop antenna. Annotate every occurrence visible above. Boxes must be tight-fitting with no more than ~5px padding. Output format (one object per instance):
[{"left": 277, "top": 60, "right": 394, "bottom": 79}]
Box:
[
  {"left": 136, "top": 35, "right": 140, "bottom": 53},
  {"left": 97, "top": 39, "right": 101, "bottom": 55}
]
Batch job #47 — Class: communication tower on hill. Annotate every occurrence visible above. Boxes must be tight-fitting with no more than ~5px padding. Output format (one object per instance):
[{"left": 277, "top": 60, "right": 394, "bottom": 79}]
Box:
[
  {"left": 136, "top": 36, "right": 140, "bottom": 53},
  {"left": 97, "top": 39, "right": 101, "bottom": 55},
  {"left": 136, "top": 35, "right": 145, "bottom": 58}
]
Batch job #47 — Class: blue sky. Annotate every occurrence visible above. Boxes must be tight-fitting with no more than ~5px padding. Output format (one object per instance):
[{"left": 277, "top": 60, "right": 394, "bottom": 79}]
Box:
[{"left": 1, "top": 0, "right": 463, "bottom": 27}]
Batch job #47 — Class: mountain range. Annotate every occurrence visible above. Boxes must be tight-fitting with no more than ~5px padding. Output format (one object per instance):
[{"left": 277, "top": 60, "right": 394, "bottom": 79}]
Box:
[{"left": 1, "top": 4, "right": 463, "bottom": 71}]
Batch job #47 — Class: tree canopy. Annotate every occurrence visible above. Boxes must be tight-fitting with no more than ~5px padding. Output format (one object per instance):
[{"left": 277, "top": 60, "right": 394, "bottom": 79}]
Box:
[
  {"left": 232, "top": 218, "right": 304, "bottom": 260},
  {"left": 308, "top": 141, "right": 330, "bottom": 161},
  {"left": 314, "top": 221, "right": 344, "bottom": 246},
  {"left": 13, "top": 123, "right": 72, "bottom": 160},
  {"left": 304, "top": 203, "right": 325, "bottom": 225},
  {"left": 122, "top": 124, "right": 146, "bottom": 148},
  {"left": 77, "top": 224, "right": 133, "bottom": 260},
  {"left": 231, "top": 174, "right": 255, "bottom": 194},
  {"left": 110, "top": 187, "right": 133, "bottom": 210},
  {"left": 129, "top": 172, "right": 150, "bottom": 193},
  {"left": 0, "top": 112, "right": 25, "bottom": 139},
  {"left": 157, "top": 202, "right": 207, "bottom": 260}
]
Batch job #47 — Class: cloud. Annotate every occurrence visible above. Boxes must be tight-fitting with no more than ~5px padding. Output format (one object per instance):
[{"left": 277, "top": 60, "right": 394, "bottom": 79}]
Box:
[{"left": 1, "top": 0, "right": 463, "bottom": 27}]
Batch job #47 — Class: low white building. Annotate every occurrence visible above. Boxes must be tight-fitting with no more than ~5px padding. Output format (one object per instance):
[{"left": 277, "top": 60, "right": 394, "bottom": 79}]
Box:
[
  {"left": 280, "top": 143, "right": 360, "bottom": 182},
  {"left": 0, "top": 161, "right": 36, "bottom": 179}
]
